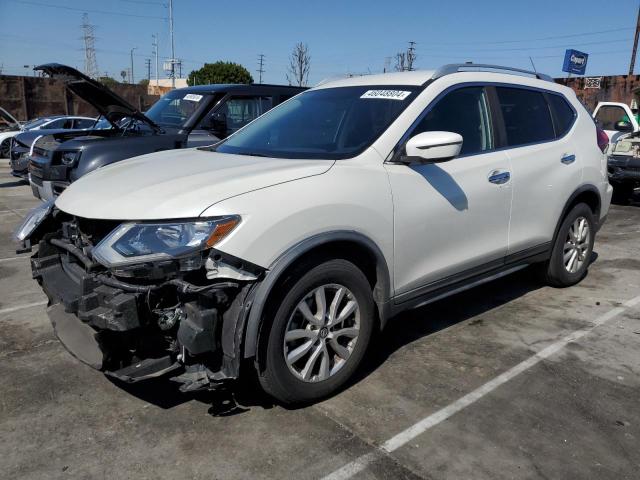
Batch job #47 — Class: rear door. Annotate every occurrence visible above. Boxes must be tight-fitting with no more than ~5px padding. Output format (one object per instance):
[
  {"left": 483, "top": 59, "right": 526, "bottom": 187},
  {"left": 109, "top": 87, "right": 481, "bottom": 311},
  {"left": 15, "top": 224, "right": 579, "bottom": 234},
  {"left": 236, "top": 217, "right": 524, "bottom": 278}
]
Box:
[{"left": 501, "top": 87, "right": 582, "bottom": 255}]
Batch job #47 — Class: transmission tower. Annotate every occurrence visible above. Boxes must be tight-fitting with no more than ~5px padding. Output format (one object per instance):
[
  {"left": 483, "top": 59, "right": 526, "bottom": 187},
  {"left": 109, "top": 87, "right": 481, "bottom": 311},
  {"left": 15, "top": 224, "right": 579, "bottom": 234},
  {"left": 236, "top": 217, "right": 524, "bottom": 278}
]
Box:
[
  {"left": 257, "top": 54, "right": 265, "bottom": 83},
  {"left": 407, "top": 41, "right": 417, "bottom": 71},
  {"left": 81, "top": 13, "right": 99, "bottom": 79}
]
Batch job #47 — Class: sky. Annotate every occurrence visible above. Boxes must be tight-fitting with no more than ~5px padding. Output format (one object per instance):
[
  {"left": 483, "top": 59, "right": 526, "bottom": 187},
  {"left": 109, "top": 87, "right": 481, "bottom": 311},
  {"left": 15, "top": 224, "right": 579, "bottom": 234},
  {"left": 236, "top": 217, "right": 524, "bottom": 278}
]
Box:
[{"left": 1, "top": 0, "right": 639, "bottom": 85}]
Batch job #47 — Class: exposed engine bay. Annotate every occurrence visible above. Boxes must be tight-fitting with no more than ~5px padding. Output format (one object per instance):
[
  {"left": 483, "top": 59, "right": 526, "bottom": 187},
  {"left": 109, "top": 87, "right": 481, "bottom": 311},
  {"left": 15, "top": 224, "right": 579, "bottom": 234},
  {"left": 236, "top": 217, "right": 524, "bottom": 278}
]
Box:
[
  {"left": 25, "top": 208, "right": 263, "bottom": 393},
  {"left": 609, "top": 132, "right": 640, "bottom": 184}
]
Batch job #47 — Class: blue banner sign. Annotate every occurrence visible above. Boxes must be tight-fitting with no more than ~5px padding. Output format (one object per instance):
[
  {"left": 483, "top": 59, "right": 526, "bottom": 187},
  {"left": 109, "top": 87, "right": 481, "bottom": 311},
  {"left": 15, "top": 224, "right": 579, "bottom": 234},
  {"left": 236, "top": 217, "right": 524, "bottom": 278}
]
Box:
[{"left": 562, "top": 49, "right": 588, "bottom": 75}]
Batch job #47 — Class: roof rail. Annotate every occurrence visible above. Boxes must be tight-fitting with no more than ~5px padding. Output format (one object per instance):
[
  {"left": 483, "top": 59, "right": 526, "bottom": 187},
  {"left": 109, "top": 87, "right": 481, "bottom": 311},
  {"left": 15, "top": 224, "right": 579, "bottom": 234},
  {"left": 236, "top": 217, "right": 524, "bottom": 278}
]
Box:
[{"left": 431, "top": 63, "right": 554, "bottom": 83}]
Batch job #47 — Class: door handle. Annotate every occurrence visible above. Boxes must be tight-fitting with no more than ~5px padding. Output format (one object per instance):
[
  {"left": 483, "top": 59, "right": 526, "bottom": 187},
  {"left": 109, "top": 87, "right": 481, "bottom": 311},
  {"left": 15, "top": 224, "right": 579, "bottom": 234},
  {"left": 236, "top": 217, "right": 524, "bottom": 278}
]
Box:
[
  {"left": 561, "top": 154, "right": 576, "bottom": 165},
  {"left": 488, "top": 170, "right": 511, "bottom": 185}
]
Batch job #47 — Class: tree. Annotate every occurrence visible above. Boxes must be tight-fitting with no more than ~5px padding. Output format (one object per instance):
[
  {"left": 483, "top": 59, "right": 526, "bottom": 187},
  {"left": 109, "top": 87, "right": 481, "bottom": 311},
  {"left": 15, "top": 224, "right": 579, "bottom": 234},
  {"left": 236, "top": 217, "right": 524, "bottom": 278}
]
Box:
[
  {"left": 138, "top": 78, "right": 150, "bottom": 87},
  {"left": 98, "top": 76, "right": 119, "bottom": 88},
  {"left": 120, "top": 70, "right": 127, "bottom": 82},
  {"left": 286, "top": 42, "right": 311, "bottom": 87},
  {"left": 186, "top": 62, "right": 253, "bottom": 86}
]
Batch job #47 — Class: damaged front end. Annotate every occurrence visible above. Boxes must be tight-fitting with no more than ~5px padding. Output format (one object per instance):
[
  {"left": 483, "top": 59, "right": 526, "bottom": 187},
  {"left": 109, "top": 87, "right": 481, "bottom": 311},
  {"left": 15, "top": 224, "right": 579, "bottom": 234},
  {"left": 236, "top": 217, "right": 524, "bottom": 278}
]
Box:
[{"left": 17, "top": 206, "right": 263, "bottom": 393}]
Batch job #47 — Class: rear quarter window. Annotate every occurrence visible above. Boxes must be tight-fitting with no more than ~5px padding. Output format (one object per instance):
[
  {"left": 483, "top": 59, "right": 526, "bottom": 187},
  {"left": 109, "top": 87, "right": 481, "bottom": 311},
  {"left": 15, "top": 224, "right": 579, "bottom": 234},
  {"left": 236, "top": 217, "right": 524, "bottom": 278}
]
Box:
[
  {"left": 547, "top": 94, "right": 576, "bottom": 137},
  {"left": 496, "top": 87, "right": 555, "bottom": 147}
]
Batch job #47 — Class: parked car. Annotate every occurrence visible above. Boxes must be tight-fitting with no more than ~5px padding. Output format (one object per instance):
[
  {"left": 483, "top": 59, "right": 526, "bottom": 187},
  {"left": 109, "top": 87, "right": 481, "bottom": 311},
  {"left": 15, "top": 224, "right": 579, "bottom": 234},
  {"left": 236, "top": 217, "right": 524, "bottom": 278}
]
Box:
[
  {"left": 27, "top": 64, "right": 305, "bottom": 200},
  {"left": 592, "top": 102, "right": 639, "bottom": 202},
  {"left": 0, "top": 107, "right": 22, "bottom": 158},
  {"left": 15, "top": 64, "right": 612, "bottom": 404},
  {"left": 10, "top": 116, "right": 105, "bottom": 178},
  {"left": 593, "top": 101, "right": 639, "bottom": 142},
  {"left": 1, "top": 108, "right": 96, "bottom": 159}
]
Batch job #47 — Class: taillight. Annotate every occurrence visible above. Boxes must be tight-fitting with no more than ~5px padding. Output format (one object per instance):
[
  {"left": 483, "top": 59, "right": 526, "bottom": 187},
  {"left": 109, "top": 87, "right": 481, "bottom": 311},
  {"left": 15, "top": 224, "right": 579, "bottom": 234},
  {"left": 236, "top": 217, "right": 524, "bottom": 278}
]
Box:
[{"left": 596, "top": 127, "right": 609, "bottom": 153}]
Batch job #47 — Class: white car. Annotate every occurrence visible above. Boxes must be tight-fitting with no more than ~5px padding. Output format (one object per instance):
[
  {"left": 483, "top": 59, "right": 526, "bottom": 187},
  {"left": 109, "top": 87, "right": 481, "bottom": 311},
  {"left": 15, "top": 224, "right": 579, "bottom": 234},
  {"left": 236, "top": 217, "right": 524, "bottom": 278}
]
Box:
[
  {"left": 16, "top": 64, "right": 612, "bottom": 404},
  {"left": 593, "top": 101, "right": 639, "bottom": 142},
  {"left": 0, "top": 107, "right": 23, "bottom": 158}
]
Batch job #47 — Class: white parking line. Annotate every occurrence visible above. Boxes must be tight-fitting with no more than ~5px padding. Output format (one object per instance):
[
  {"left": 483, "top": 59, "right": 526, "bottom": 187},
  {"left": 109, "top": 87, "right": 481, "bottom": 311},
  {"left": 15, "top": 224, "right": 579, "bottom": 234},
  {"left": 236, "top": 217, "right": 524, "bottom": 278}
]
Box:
[
  {"left": 0, "top": 301, "right": 47, "bottom": 316},
  {"left": 322, "top": 294, "right": 640, "bottom": 480},
  {"left": 0, "top": 256, "right": 28, "bottom": 263}
]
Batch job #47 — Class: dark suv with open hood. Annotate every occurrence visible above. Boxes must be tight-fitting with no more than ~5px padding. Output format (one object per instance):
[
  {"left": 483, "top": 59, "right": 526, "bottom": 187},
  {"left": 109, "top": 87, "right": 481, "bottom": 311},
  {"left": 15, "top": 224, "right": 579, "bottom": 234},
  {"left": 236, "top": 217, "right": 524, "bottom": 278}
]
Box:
[{"left": 28, "top": 64, "right": 305, "bottom": 200}]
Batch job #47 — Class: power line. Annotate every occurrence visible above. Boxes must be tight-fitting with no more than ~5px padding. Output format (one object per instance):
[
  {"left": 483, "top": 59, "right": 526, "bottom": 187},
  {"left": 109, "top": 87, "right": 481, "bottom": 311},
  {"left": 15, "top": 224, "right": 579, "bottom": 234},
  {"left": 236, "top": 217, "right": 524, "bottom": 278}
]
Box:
[
  {"left": 425, "top": 27, "right": 636, "bottom": 46},
  {"left": 257, "top": 54, "right": 265, "bottom": 83},
  {"left": 10, "top": 0, "right": 167, "bottom": 19}
]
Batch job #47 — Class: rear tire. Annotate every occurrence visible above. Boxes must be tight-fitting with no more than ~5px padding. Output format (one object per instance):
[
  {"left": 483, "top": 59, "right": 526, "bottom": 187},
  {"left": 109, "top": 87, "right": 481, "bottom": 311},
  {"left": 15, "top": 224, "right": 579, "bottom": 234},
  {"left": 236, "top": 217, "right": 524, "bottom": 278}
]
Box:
[
  {"left": 541, "top": 203, "right": 595, "bottom": 288},
  {"left": 258, "top": 259, "right": 374, "bottom": 405}
]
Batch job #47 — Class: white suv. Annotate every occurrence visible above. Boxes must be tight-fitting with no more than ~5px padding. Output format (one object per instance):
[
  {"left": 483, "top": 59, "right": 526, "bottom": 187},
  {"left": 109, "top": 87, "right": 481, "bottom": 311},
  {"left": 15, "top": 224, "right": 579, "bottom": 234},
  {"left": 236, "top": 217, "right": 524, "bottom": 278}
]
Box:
[{"left": 16, "top": 64, "right": 612, "bottom": 404}]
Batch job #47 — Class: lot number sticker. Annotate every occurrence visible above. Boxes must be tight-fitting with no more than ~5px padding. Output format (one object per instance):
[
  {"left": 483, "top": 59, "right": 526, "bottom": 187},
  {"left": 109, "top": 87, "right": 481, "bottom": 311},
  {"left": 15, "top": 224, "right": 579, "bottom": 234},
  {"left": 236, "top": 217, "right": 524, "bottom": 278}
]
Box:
[
  {"left": 361, "top": 90, "right": 411, "bottom": 100},
  {"left": 183, "top": 93, "right": 203, "bottom": 102}
]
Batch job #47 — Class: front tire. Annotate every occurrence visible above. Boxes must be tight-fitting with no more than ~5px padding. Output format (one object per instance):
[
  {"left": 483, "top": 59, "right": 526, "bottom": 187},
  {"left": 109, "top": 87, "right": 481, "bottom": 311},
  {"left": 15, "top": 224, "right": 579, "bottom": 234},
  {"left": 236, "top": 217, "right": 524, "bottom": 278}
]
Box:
[
  {"left": 258, "top": 259, "right": 374, "bottom": 405},
  {"left": 542, "top": 203, "right": 595, "bottom": 287}
]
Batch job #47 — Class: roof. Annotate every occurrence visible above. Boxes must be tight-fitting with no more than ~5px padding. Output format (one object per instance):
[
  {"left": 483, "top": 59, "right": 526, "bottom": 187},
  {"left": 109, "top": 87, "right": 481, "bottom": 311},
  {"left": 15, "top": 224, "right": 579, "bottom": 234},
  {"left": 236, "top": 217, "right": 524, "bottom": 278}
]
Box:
[
  {"left": 312, "top": 64, "right": 556, "bottom": 90},
  {"left": 175, "top": 83, "right": 307, "bottom": 94},
  {"left": 315, "top": 71, "right": 436, "bottom": 89}
]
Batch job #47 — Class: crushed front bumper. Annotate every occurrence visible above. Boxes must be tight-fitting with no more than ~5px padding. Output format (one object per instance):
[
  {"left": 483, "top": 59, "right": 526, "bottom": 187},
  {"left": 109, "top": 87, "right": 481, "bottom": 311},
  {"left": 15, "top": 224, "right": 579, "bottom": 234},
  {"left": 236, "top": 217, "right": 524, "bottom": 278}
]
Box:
[{"left": 31, "top": 236, "right": 254, "bottom": 390}]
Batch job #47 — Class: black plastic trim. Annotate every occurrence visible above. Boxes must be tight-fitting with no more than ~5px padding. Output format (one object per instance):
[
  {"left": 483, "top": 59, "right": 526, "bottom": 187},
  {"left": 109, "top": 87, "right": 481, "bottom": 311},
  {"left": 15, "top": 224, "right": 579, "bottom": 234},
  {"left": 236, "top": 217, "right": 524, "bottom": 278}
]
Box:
[{"left": 242, "top": 231, "right": 391, "bottom": 358}]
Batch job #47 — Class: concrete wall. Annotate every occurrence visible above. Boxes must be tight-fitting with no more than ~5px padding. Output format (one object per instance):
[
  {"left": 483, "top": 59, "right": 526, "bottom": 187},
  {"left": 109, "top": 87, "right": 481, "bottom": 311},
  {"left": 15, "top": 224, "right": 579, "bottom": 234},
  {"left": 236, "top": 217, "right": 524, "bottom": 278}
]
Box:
[
  {"left": 0, "top": 75, "right": 160, "bottom": 121},
  {"left": 555, "top": 75, "right": 640, "bottom": 112}
]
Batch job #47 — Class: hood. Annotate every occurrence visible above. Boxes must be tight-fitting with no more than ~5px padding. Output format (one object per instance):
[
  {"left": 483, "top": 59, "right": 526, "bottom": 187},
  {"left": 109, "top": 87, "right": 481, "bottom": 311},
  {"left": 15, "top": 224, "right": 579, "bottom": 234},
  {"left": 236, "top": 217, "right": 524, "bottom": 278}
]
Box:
[
  {"left": 13, "top": 128, "right": 101, "bottom": 148},
  {"left": 55, "top": 148, "right": 335, "bottom": 220},
  {"left": 0, "top": 107, "right": 20, "bottom": 131},
  {"left": 34, "top": 64, "right": 159, "bottom": 131}
]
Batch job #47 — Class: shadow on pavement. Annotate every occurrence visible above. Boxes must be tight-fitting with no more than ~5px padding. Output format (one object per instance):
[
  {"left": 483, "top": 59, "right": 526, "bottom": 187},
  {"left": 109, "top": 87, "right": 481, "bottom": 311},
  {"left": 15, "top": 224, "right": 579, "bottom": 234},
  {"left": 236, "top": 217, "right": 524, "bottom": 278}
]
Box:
[
  {"left": 0, "top": 179, "right": 28, "bottom": 188},
  {"left": 108, "top": 263, "right": 585, "bottom": 413}
]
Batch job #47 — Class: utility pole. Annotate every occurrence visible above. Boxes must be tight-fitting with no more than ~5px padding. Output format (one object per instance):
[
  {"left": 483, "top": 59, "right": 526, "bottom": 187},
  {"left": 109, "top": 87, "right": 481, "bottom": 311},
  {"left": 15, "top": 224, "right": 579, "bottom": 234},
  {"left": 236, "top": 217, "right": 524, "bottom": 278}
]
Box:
[
  {"left": 81, "top": 13, "right": 99, "bottom": 79},
  {"left": 630, "top": 4, "right": 640, "bottom": 75},
  {"left": 257, "top": 54, "right": 265, "bottom": 83},
  {"left": 169, "top": 0, "right": 176, "bottom": 88},
  {"left": 152, "top": 34, "right": 159, "bottom": 88},
  {"left": 130, "top": 47, "right": 137, "bottom": 84},
  {"left": 145, "top": 58, "right": 151, "bottom": 81}
]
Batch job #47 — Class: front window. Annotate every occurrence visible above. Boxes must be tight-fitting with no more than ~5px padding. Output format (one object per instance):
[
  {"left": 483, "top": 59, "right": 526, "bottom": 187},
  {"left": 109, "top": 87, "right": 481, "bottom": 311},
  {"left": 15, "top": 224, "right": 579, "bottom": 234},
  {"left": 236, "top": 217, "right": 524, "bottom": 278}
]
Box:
[
  {"left": 214, "top": 86, "right": 419, "bottom": 159},
  {"left": 145, "top": 90, "right": 213, "bottom": 128}
]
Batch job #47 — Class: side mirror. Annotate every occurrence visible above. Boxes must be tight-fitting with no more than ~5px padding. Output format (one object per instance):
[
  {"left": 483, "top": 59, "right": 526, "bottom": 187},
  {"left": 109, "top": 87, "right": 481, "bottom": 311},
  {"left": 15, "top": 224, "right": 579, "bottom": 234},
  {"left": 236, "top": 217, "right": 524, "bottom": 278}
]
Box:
[
  {"left": 209, "top": 112, "right": 228, "bottom": 137},
  {"left": 401, "top": 131, "right": 463, "bottom": 164},
  {"left": 614, "top": 120, "right": 633, "bottom": 133}
]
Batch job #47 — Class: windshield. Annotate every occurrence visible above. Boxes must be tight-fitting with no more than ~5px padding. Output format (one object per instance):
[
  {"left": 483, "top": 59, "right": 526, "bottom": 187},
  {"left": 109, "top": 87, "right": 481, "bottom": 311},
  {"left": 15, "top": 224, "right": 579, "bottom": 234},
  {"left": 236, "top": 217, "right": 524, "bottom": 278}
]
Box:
[
  {"left": 145, "top": 90, "right": 211, "bottom": 128},
  {"left": 214, "top": 86, "right": 419, "bottom": 159}
]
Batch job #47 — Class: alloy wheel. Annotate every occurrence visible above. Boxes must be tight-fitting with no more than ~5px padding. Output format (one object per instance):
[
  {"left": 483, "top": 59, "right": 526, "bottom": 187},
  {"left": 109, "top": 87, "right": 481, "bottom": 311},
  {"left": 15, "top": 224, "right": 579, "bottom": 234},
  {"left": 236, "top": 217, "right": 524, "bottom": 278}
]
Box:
[
  {"left": 563, "top": 216, "right": 590, "bottom": 273},
  {"left": 283, "top": 283, "right": 360, "bottom": 383}
]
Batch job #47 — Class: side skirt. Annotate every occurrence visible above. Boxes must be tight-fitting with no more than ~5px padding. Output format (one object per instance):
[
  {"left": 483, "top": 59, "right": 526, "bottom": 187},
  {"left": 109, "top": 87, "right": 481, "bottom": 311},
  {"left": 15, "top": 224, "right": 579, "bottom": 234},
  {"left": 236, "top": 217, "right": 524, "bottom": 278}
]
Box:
[{"left": 389, "top": 242, "right": 551, "bottom": 317}]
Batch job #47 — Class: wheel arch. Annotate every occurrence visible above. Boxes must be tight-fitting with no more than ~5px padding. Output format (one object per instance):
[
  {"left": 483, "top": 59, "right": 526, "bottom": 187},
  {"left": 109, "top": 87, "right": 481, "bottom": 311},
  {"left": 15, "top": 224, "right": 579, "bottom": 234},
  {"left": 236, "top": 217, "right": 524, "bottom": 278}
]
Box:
[
  {"left": 242, "top": 231, "right": 392, "bottom": 359},
  {"left": 553, "top": 184, "right": 601, "bottom": 245}
]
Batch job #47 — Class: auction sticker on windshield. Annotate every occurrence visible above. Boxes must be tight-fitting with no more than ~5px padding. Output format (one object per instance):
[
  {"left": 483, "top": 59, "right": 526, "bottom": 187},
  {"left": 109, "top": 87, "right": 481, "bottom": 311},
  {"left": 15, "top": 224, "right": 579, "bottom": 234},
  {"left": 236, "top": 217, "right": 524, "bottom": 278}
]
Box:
[
  {"left": 183, "top": 94, "right": 203, "bottom": 102},
  {"left": 361, "top": 90, "right": 411, "bottom": 100}
]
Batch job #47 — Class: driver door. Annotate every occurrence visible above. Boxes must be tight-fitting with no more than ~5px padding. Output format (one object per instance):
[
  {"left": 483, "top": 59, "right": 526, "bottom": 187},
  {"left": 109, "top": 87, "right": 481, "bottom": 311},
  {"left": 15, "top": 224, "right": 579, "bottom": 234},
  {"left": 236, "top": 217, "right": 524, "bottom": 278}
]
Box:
[{"left": 385, "top": 85, "right": 512, "bottom": 299}]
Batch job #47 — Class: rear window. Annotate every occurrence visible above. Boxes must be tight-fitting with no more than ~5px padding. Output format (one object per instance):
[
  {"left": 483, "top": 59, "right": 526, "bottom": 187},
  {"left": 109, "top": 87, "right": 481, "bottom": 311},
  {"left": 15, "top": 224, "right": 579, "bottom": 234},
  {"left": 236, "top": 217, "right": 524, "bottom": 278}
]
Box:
[
  {"left": 548, "top": 94, "right": 576, "bottom": 137},
  {"left": 496, "top": 87, "right": 555, "bottom": 147}
]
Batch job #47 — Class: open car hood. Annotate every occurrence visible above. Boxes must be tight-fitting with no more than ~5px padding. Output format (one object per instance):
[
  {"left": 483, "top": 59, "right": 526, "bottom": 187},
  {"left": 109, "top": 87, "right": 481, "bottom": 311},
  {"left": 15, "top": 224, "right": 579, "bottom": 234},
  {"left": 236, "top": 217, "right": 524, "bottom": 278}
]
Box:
[
  {"left": 34, "top": 63, "right": 159, "bottom": 131},
  {"left": 0, "top": 107, "right": 20, "bottom": 131}
]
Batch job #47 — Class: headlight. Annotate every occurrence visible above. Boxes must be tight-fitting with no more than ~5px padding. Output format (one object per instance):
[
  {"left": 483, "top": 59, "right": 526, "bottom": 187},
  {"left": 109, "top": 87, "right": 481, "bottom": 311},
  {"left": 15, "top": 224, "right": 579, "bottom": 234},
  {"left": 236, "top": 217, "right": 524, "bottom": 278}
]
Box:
[
  {"left": 13, "top": 200, "right": 54, "bottom": 243},
  {"left": 92, "top": 216, "right": 240, "bottom": 268},
  {"left": 59, "top": 150, "right": 81, "bottom": 166}
]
